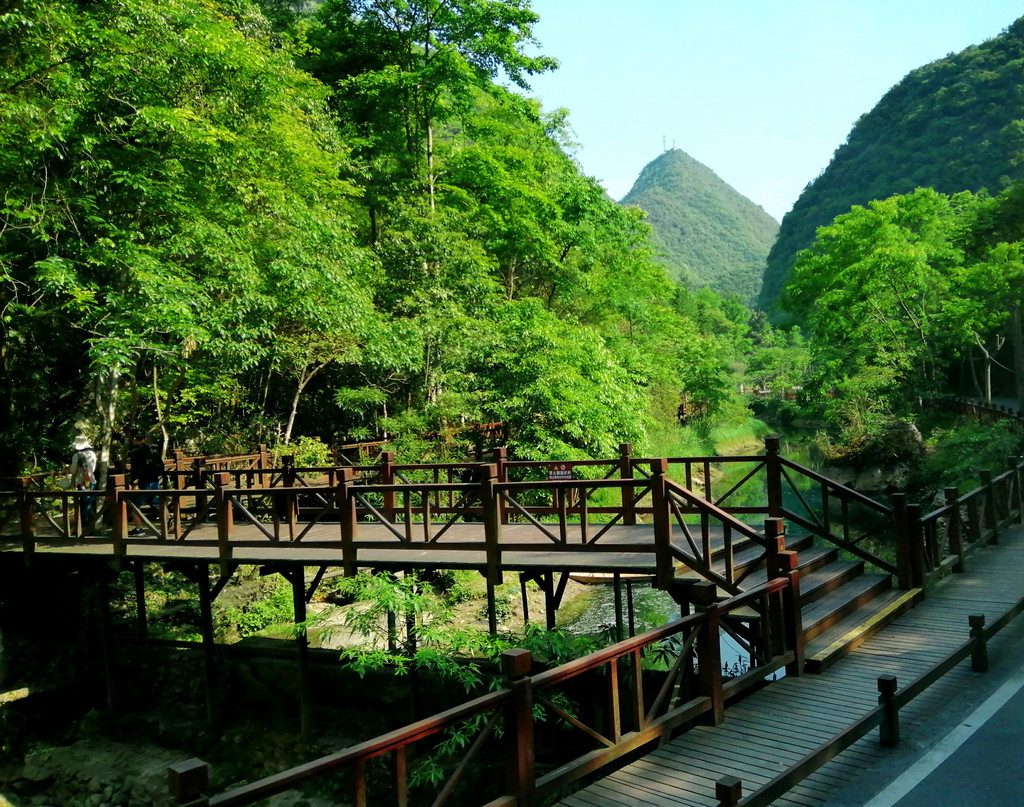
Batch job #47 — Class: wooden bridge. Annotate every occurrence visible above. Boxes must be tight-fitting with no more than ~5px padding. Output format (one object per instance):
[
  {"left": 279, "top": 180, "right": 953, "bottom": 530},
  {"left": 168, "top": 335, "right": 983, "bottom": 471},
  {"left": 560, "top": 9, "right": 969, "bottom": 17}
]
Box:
[{"left": 2, "top": 416, "right": 1023, "bottom": 806}]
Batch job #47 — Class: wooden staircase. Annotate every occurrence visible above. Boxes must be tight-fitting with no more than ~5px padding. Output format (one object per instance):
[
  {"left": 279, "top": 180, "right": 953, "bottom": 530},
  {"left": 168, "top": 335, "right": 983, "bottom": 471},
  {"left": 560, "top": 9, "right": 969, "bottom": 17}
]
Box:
[{"left": 695, "top": 530, "right": 923, "bottom": 674}]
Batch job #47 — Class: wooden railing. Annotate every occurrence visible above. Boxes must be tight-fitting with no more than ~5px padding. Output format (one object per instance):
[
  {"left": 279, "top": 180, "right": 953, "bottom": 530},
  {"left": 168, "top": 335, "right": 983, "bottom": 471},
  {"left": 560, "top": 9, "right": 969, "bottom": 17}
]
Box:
[
  {"left": 915, "top": 461, "right": 1024, "bottom": 586},
  {"left": 714, "top": 592, "right": 1024, "bottom": 807},
  {"left": 167, "top": 575, "right": 803, "bottom": 807},
  {"left": 12, "top": 438, "right": 1021, "bottom": 593}
]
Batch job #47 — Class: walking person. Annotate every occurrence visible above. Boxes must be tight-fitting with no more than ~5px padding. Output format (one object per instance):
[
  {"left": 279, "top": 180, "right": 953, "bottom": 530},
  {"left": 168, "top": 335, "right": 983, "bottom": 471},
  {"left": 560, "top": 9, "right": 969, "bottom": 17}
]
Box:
[
  {"left": 70, "top": 435, "right": 98, "bottom": 525},
  {"left": 128, "top": 431, "right": 163, "bottom": 536}
]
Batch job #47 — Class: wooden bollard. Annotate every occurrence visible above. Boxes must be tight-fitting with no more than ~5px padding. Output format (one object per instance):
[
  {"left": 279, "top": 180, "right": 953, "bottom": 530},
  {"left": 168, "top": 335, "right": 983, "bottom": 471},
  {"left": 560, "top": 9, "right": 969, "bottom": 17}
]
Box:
[
  {"left": 716, "top": 775, "right": 742, "bottom": 807},
  {"left": 168, "top": 758, "right": 210, "bottom": 806},
  {"left": 970, "top": 614, "right": 988, "bottom": 672},
  {"left": 878, "top": 674, "right": 899, "bottom": 747}
]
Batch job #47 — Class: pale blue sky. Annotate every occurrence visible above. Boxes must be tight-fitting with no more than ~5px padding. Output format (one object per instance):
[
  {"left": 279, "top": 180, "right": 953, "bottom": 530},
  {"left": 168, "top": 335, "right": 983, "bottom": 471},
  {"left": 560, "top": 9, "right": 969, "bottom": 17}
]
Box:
[{"left": 524, "top": 1, "right": 1024, "bottom": 221}]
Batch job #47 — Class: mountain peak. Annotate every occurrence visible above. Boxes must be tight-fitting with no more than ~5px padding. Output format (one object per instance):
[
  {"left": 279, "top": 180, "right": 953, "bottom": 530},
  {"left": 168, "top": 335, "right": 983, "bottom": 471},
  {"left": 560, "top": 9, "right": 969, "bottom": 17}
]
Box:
[{"left": 621, "top": 149, "right": 778, "bottom": 302}]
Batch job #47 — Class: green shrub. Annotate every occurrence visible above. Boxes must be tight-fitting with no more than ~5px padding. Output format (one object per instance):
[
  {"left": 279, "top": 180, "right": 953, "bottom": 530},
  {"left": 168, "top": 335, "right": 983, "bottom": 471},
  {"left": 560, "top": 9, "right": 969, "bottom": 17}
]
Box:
[
  {"left": 275, "top": 435, "right": 333, "bottom": 467},
  {"left": 923, "top": 421, "right": 1024, "bottom": 491}
]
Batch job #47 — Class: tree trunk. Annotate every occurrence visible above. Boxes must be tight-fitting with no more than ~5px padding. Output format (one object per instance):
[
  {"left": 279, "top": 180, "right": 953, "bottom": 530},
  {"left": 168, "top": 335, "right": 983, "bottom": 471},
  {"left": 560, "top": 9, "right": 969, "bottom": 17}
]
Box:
[
  {"left": 95, "top": 367, "right": 120, "bottom": 483},
  {"left": 153, "top": 366, "right": 169, "bottom": 456},
  {"left": 284, "top": 381, "right": 303, "bottom": 446},
  {"left": 967, "top": 346, "right": 982, "bottom": 399}
]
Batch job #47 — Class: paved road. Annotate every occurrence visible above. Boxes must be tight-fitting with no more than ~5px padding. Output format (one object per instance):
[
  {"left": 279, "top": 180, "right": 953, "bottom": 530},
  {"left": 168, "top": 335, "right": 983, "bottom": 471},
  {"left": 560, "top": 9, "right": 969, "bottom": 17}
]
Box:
[
  {"left": 866, "top": 668, "right": 1024, "bottom": 806},
  {"left": 827, "top": 613, "right": 1024, "bottom": 807}
]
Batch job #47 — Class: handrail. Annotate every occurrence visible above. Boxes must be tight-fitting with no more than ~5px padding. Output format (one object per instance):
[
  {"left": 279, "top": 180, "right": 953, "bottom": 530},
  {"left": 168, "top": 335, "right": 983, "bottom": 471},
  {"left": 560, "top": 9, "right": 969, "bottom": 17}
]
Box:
[
  {"left": 207, "top": 689, "right": 511, "bottom": 807},
  {"left": 718, "top": 592, "right": 1024, "bottom": 807},
  {"left": 170, "top": 575, "right": 802, "bottom": 807},
  {"left": 778, "top": 456, "right": 893, "bottom": 514}
]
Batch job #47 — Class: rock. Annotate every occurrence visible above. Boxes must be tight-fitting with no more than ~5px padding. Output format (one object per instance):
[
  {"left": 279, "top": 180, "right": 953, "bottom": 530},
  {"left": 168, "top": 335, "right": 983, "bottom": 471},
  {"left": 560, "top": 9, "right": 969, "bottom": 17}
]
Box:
[{"left": 827, "top": 466, "right": 857, "bottom": 488}]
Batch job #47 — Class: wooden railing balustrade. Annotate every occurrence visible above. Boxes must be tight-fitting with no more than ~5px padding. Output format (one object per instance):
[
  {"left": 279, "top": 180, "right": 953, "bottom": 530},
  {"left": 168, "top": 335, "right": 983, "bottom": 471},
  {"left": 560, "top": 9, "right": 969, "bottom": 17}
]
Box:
[
  {"left": 713, "top": 593, "right": 1024, "bottom": 807},
  {"left": 916, "top": 461, "right": 1024, "bottom": 586},
  {"left": 168, "top": 574, "right": 803, "bottom": 807}
]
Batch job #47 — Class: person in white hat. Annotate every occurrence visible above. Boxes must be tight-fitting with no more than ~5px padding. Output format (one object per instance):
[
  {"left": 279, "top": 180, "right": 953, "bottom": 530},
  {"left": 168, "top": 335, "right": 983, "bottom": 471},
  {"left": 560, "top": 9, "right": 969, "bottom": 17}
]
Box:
[{"left": 70, "top": 435, "right": 98, "bottom": 524}]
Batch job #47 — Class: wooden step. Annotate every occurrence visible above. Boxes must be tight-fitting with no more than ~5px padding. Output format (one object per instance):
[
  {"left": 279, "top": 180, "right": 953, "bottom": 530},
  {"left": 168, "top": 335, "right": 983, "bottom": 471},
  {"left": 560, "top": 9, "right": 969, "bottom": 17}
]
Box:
[
  {"left": 793, "top": 545, "right": 838, "bottom": 578},
  {"left": 799, "top": 559, "right": 864, "bottom": 605},
  {"left": 729, "top": 544, "right": 837, "bottom": 591},
  {"left": 800, "top": 573, "right": 893, "bottom": 641},
  {"left": 803, "top": 587, "right": 925, "bottom": 673}
]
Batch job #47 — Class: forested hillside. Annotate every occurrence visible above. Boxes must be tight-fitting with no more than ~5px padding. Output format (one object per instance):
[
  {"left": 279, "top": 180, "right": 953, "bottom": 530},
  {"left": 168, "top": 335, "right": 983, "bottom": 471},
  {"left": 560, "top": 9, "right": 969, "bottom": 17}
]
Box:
[
  {"left": 0, "top": 0, "right": 743, "bottom": 476},
  {"left": 620, "top": 149, "right": 778, "bottom": 303},
  {"left": 761, "top": 15, "right": 1024, "bottom": 311}
]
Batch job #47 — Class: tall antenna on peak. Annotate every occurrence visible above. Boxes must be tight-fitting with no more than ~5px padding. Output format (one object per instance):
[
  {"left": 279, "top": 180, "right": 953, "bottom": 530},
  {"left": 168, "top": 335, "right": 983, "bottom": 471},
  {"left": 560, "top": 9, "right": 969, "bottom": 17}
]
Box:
[{"left": 662, "top": 135, "right": 667, "bottom": 152}]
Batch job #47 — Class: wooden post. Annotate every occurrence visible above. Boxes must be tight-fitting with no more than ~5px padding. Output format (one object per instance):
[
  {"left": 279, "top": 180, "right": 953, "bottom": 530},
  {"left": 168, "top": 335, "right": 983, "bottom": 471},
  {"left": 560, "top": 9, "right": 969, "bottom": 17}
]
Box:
[
  {"left": 907, "top": 503, "right": 925, "bottom": 587},
  {"left": 891, "top": 495, "right": 913, "bottom": 590},
  {"left": 282, "top": 455, "right": 298, "bottom": 541},
  {"left": 763, "top": 518, "right": 785, "bottom": 578},
  {"left": 613, "top": 572, "right": 624, "bottom": 642},
  {"left": 192, "top": 458, "right": 207, "bottom": 520},
  {"left": 196, "top": 564, "right": 216, "bottom": 726},
  {"left": 780, "top": 551, "right": 804, "bottom": 676},
  {"left": 716, "top": 776, "right": 742, "bottom": 807},
  {"left": 213, "top": 473, "right": 233, "bottom": 577},
  {"left": 339, "top": 466, "right": 358, "bottom": 576},
  {"left": 258, "top": 443, "right": 270, "bottom": 488},
  {"left": 970, "top": 614, "right": 988, "bottom": 672},
  {"left": 878, "top": 674, "right": 899, "bottom": 747},
  {"left": 764, "top": 435, "right": 783, "bottom": 519},
  {"left": 980, "top": 470, "right": 999, "bottom": 544},
  {"left": 502, "top": 649, "right": 535, "bottom": 807},
  {"left": 291, "top": 568, "right": 312, "bottom": 741},
  {"left": 651, "top": 458, "right": 672, "bottom": 588},
  {"left": 944, "top": 487, "right": 964, "bottom": 573},
  {"left": 168, "top": 759, "right": 210, "bottom": 807},
  {"left": 482, "top": 463, "right": 502, "bottom": 590},
  {"left": 493, "top": 447, "right": 508, "bottom": 525},
  {"left": 379, "top": 450, "right": 396, "bottom": 522},
  {"left": 619, "top": 443, "right": 636, "bottom": 526},
  {"left": 111, "top": 474, "right": 128, "bottom": 563},
  {"left": 693, "top": 581, "right": 724, "bottom": 726},
  {"left": 763, "top": 518, "right": 786, "bottom": 658}
]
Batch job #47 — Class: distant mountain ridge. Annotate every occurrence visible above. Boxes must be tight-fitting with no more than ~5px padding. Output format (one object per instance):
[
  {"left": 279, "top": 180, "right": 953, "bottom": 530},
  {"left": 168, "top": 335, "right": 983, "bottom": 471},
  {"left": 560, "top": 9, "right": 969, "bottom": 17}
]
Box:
[
  {"left": 620, "top": 149, "right": 778, "bottom": 303},
  {"left": 761, "top": 16, "right": 1024, "bottom": 312}
]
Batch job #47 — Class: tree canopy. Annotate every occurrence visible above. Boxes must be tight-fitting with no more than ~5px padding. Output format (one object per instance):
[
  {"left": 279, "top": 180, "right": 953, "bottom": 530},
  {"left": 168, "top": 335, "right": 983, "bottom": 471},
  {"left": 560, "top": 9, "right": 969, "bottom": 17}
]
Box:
[{"left": 1, "top": 0, "right": 741, "bottom": 473}]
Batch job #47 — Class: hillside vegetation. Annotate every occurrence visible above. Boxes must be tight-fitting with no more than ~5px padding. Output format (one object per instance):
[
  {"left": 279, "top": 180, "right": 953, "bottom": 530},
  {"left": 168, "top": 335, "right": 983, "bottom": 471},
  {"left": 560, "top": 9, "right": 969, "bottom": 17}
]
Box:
[
  {"left": 621, "top": 149, "right": 778, "bottom": 303},
  {"left": 0, "top": 0, "right": 746, "bottom": 475},
  {"left": 761, "top": 15, "right": 1024, "bottom": 311}
]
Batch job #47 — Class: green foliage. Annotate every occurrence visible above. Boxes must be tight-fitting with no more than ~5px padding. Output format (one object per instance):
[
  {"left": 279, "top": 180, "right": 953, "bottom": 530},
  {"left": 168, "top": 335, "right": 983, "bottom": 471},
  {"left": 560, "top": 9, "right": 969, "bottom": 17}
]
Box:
[
  {"left": 922, "top": 421, "right": 1024, "bottom": 490},
  {"left": 434, "top": 569, "right": 477, "bottom": 605},
  {"left": 276, "top": 435, "right": 334, "bottom": 467},
  {"left": 222, "top": 584, "right": 295, "bottom": 638},
  {"left": 621, "top": 150, "right": 779, "bottom": 304},
  {"left": 763, "top": 17, "right": 1024, "bottom": 310},
  {"left": 1, "top": 0, "right": 742, "bottom": 474}
]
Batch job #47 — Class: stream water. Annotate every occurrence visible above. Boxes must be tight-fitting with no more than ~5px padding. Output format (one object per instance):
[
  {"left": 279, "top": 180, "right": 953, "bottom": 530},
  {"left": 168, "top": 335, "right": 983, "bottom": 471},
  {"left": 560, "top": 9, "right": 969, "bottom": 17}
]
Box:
[{"left": 561, "top": 433, "right": 823, "bottom": 672}]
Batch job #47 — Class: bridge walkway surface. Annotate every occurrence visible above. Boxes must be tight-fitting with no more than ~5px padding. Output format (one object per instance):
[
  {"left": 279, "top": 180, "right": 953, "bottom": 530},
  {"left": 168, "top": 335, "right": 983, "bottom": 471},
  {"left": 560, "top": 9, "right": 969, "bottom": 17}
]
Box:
[{"left": 556, "top": 524, "right": 1024, "bottom": 807}]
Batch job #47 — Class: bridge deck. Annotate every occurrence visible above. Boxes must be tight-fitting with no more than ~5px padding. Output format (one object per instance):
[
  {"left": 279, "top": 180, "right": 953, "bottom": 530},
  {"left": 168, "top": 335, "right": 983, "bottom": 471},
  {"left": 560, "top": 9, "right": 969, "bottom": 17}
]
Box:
[
  {"left": 0, "top": 521, "right": 696, "bottom": 574},
  {"left": 556, "top": 526, "right": 1024, "bottom": 807}
]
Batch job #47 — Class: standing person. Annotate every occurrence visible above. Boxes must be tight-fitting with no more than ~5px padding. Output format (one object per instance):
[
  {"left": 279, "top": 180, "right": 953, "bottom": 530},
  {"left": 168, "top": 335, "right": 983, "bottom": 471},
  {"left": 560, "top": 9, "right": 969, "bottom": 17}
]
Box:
[
  {"left": 128, "top": 431, "right": 163, "bottom": 536},
  {"left": 70, "top": 435, "right": 98, "bottom": 524}
]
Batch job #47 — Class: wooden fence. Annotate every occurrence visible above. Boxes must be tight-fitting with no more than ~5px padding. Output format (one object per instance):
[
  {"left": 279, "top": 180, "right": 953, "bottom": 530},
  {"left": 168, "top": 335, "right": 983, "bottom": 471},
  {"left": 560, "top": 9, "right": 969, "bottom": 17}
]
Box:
[
  {"left": 6, "top": 439, "right": 1024, "bottom": 594},
  {"left": 168, "top": 575, "right": 804, "bottom": 807}
]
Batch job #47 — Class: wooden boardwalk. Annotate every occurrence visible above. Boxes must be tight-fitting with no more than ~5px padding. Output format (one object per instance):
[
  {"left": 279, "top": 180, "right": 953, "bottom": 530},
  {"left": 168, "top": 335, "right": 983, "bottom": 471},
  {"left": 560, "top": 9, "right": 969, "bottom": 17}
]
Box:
[
  {"left": 0, "top": 522, "right": 671, "bottom": 573},
  {"left": 556, "top": 525, "right": 1024, "bottom": 807}
]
